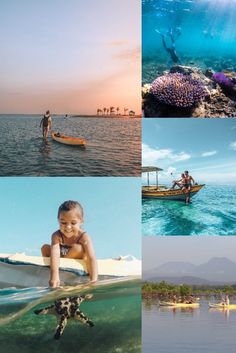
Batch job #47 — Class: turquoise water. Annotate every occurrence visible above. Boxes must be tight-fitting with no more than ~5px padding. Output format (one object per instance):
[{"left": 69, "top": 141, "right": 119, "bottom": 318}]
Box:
[
  {"left": 142, "top": 185, "right": 236, "bottom": 235},
  {"left": 0, "top": 280, "right": 141, "bottom": 353},
  {"left": 143, "top": 298, "right": 236, "bottom": 353},
  {"left": 0, "top": 115, "right": 141, "bottom": 176},
  {"left": 143, "top": 0, "right": 236, "bottom": 82}
]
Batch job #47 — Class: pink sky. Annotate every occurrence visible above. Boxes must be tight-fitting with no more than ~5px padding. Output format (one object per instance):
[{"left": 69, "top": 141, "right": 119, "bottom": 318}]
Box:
[{"left": 0, "top": 0, "right": 141, "bottom": 114}]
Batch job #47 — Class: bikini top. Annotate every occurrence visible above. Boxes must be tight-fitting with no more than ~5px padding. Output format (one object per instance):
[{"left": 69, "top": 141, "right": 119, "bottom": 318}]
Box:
[{"left": 58, "top": 230, "right": 87, "bottom": 247}]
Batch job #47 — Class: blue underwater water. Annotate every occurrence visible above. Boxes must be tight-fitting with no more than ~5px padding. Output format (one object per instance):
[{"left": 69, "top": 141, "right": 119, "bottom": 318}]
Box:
[
  {"left": 142, "top": 0, "right": 236, "bottom": 83},
  {"left": 0, "top": 279, "right": 141, "bottom": 353},
  {"left": 142, "top": 185, "right": 236, "bottom": 235}
]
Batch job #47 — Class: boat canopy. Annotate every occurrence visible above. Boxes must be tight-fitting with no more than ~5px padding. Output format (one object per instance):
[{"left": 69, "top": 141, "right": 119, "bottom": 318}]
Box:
[
  {"left": 142, "top": 166, "right": 163, "bottom": 173},
  {"left": 142, "top": 166, "right": 163, "bottom": 186}
]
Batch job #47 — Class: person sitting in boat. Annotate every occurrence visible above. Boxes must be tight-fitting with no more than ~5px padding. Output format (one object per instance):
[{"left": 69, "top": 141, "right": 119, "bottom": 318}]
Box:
[
  {"left": 186, "top": 295, "right": 195, "bottom": 304},
  {"left": 221, "top": 294, "right": 230, "bottom": 306},
  {"left": 40, "top": 110, "right": 52, "bottom": 139},
  {"left": 41, "top": 200, "right": 98, "bottom": 288},
  {"left": 171, "top": 173, "right": 185, "bottom": 189},
  {"left": 182, "top": 171, "right": 195, "bottom": 204},
  {"left": 172, "top": 294, "right": 177, "bottom": 304}
]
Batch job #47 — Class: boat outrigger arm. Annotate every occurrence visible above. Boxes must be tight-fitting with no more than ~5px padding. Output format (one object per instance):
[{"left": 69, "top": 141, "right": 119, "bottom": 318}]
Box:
[{"left": 142, "top": 166, "right": 205, "bottom": 201}]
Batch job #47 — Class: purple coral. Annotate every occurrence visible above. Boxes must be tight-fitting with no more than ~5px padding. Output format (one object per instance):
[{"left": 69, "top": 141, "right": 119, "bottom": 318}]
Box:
[
  {"left": 212, "top": 72, "right": 234, "bottom": 88},
  {"left": 150, "top": 73, "right": 207, "bottom": 108}
]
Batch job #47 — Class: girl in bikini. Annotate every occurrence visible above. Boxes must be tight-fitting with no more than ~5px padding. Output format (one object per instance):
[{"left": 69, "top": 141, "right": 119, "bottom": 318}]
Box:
[{"left": 41, "top": 200, "right": 98, "bottom": 288}]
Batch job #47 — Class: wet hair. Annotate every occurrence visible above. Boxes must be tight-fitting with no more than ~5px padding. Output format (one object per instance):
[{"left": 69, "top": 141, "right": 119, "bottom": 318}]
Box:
[
  {"left": 185, "top": 171, "right": 189, "bottom": 174},
  {"left": 46, "top": 110, "right": 50, "bottom": 114},
  {"left": 58, "top": 200, "right": 84, "bottom": 221}
]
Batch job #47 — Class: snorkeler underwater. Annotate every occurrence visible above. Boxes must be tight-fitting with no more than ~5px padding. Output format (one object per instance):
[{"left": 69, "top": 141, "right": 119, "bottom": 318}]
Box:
[{"left": 142, "top": 0, "right": 236, "bottom": 117}]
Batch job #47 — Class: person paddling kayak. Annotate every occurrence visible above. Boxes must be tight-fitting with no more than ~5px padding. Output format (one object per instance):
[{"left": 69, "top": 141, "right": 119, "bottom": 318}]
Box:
[{"left": 40, "top": 110, "right": 52, "bottom": 139}]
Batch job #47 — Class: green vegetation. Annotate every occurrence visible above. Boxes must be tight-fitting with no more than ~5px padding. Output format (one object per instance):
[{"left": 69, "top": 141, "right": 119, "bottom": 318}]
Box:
[{"left": 142, "top": 281, "right": 236, "bottom": 298}]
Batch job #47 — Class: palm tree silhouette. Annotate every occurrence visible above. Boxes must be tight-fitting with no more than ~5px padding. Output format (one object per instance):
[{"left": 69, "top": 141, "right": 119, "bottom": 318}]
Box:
[
  {"left": 110, "top": 106, "right": 115, "bottom": 115},
  {"left": 103, "top": 108, "right": 106, "bottom": 115},
  {"left": 124, "top": 108, "right": 128, "bottom": 115},
  {"left": 116, "top": 107, "right": 120, "bottom": 115}
]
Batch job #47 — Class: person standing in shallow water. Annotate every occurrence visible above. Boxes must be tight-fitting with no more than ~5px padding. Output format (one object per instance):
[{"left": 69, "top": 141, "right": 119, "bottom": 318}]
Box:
[
  {"left": 183, "top": 171, "right": 195, "bottom": 204},
  {"left": 40, "top": 110, "right": 52, "bottom": 139}
]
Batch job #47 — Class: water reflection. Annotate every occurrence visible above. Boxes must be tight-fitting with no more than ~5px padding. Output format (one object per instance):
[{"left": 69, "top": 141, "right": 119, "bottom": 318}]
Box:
[{"left": 39, "top": 140, "right": 51, "bottom": 158}]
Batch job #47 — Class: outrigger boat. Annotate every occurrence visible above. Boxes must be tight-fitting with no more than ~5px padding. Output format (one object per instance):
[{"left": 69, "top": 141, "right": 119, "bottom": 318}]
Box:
[
  {"left": 159, "top": 301, "right": 199, "bottom": 308},
  {"left": 142, "top": 166, "right": 205, "bottom": 201}
]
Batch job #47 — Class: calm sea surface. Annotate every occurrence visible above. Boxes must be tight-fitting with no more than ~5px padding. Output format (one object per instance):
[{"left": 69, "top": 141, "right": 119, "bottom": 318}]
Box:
[
  {"left": 142, "top": 185, "right": 236, "bottom": 236},
  {"left": 0, "top": 115, "right": 141, "bottom": 176},
  {"left": 143, "top": 298, "right": 236, "bottom": 353}
]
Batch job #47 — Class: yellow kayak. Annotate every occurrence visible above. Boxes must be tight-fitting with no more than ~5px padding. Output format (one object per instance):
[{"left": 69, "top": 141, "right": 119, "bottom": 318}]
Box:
[
  {"left": 209, "top": 303, "right": 236, "bottom": 310},
  {"left": 51, "top": 132, "right": 86, "bottom": 146},
  {"left": 159, "top": 301, "right": 199, "bottom": 308}
]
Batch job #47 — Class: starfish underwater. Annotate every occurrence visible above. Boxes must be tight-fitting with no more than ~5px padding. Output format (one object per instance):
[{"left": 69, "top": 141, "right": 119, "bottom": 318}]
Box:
[{"left": 34, "top": 294, "right": 94, "bottom": 339}]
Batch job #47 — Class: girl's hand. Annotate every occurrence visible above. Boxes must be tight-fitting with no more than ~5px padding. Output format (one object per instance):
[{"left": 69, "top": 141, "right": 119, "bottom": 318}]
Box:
[{"left": 49, "top": 278, "right": 60, "bottom": 288}]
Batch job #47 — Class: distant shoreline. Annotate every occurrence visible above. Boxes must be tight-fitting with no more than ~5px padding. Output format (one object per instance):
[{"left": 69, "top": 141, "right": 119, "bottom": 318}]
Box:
[
  {"left": 71, "top": 114, "right": 142, "bottom": 118},
  {"left": 0, "top": 114, "right": 142, "bottom": 118}
]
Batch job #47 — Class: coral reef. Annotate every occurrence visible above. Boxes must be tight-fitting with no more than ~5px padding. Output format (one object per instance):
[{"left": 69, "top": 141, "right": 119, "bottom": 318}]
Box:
[
  {"left": 150, "top": 73, "right": 207, "bottom": 108},
  {"left": 142, "top": 65, "right": 236, "bottom": 117},
  {"left": 212, "top": 72, "right": 233, "bottom": 87}
]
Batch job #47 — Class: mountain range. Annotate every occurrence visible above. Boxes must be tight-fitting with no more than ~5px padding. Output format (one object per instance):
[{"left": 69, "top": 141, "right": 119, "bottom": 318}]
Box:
[{"left": 143, "top": 257, "right": 236, "bottom": 285}]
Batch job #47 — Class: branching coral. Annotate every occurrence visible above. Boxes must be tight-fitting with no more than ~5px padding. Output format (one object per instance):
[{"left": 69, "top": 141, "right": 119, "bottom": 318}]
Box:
[{"left": 150, "top": 73, "right": 207, "bottom": 108}]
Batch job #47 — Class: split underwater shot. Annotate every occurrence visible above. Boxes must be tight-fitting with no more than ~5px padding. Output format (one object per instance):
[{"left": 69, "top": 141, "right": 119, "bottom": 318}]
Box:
[
  {"left": 0, "top": 177, "right": 141, "bottom": 352},
  {"left": 142, "top": 0, "right": 236, "bottom": 117}
]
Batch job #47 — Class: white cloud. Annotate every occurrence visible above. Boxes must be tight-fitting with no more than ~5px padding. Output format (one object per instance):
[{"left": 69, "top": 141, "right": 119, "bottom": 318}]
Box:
[
  {"left": 166, "top": 166, "right": 177, "bottom": 175},
  {"left": 201, "top": 150, "right": 217, "bottom": 157},
  {"left": 142, "top": 143, "right": 191, "bottom": 165},
  {"left": 230, "top": 141, "right": 236, "bottom": 150}
]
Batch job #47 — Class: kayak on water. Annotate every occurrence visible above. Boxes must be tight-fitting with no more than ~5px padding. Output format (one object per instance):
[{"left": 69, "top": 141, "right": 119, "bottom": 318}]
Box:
[
  {"left": 159, "top": 301, "right": 200, "bottom": 308},
  {"left": 209, "top": 303, "right": 236, "bottom": 310},
  {"left": 51, "top": 131, "right": 86, "bottom": 146}
]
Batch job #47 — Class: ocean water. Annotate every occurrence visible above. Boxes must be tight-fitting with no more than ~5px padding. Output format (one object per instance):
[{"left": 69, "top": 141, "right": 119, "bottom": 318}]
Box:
[
  {"left": 143, "top": 298, "right": 236, "bottom": 353},
  {"left": 0, "top": 115, "right": 141, "bottom": 176},
  {"left": 142, "top": 0, "right": 236, "bottom": 83},
  {"left": 0, "top": 279, "right": 141, "bottom": 353},
  {"left": 142, "top": 185, "right": 236, "bottom": 235}
]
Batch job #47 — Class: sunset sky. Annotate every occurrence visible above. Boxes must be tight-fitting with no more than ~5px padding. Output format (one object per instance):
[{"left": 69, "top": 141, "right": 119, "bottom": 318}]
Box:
[{"left": 0, "top": 0, "right": 141, "bottom": 114}]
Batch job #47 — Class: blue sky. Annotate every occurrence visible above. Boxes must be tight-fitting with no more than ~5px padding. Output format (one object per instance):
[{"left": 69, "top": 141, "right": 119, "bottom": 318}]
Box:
[
  {"left": 142, "top": 119, "right": 236, "bottom": 185},
  {"left": 143, "top": 236, "right": 236, "bottom": 271},
  {"left": 0, "top": 177, "right": 141, "bottom": 258},
  {"left": 0, "top": 0, "right": 140, "bottom": 114}
]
